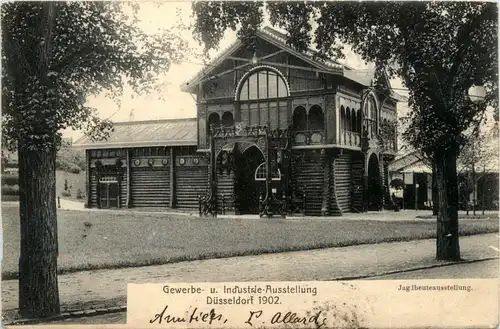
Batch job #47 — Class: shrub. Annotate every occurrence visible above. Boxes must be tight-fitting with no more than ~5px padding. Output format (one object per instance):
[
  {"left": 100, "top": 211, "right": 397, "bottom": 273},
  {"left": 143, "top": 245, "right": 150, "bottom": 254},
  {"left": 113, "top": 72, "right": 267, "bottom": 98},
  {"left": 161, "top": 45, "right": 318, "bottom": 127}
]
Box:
[
  {"left": 69, "top": 164, "right": 81, "bottom": 174},
  {"left": 76, "top": 189, "right": 84, "bottom": 199},
  {"left": 2, "top": 184, "right": 19, "bottom": 195},
  {"left": 1, "top": 174, "right": 19, "bottom": 186},
  {"left": 61, "top": 190, "right": 71, "bottom": 197},
  {"left": 56, "top": 159, "right": 73, "bottom": 172},
  {"left": 390, "top": 178, "right": 405, "bottom": 189}
]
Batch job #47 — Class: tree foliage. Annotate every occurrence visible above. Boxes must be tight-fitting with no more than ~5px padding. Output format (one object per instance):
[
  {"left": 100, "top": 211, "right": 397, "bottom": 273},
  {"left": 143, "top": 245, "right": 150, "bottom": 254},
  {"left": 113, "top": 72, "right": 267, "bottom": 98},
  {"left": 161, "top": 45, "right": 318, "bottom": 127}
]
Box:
[
  {"left": 1, "top": 2, "right": 188, "bottom": 318},
  {"left": 2, "top": 2, "right": 188, "bottom": 150}
]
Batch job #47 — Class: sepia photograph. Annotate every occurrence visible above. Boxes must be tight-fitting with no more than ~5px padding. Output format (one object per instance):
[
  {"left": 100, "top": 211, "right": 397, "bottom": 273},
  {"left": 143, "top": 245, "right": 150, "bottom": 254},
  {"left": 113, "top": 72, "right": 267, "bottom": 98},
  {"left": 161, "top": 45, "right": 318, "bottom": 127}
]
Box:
[{"left": 1, "top": 1, "right": 499, "bottom": 327}]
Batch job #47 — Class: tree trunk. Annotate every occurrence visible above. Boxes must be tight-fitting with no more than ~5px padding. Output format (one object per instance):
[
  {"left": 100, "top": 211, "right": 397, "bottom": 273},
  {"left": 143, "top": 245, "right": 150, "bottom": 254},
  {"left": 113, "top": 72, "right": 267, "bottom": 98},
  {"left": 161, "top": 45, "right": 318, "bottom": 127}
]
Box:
[
  {"left": 472, "top": 164, "right": 476, "bottom": 216},
  {"left": 18, "top": 141, "right": 60, "bottom": 318},
  {"left": 432, "top": 162, "right": 438, "bottom": 215},
  {"left": 482, "top": 167, "right": 486, "bottom": 215},
  {"left": 435, "top": 146, "right": 460, "bottom": 261}
]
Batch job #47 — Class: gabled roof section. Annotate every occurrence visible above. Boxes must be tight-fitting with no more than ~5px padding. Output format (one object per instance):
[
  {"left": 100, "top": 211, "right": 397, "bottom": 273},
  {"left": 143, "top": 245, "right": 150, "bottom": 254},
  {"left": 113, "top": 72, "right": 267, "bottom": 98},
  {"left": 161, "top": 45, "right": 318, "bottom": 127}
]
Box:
[
  {"left": 181, "top": 26, "right": 348, "bottom": 94},
  {"left": 344, "top": 69, "right": 376, "bottom": 88},
  {"left": 258, "top": 26, "right": 345, "bottom": 72},
  {"left": 180, "top": 26, "right": 402, "bottom": 102},
  {"left": 73, "top": 118, "right": 198, "bottom": 150}
]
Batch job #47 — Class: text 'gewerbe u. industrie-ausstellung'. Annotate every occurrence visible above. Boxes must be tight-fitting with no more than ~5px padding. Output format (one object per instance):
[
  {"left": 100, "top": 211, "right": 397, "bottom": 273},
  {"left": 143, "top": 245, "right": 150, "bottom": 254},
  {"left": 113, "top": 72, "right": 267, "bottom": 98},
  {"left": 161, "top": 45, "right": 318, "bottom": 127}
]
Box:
[{"left": 163, "top": 284, "right": 317, "bottom": 305}]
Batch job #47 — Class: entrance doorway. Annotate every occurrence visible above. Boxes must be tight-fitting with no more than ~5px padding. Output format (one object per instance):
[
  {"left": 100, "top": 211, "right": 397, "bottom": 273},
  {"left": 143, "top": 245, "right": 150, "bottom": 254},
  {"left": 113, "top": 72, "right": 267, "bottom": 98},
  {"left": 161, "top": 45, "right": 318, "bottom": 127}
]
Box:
[
  {"left": 99, "top": 179, "right": 119, "bottom": 208},
  {"left": 367, "top": 153, "right": 381, "bottom": 211},
  {"left": 236, "top": 146, "right": 264, "bottom": 214}
]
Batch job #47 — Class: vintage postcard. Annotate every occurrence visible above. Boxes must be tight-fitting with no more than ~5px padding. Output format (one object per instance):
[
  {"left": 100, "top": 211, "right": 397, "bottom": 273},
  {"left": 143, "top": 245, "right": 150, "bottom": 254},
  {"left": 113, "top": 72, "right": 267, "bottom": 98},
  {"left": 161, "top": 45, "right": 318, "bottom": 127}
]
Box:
[{"left": 1, "top": 1, "right": 498, "bottom": 328}]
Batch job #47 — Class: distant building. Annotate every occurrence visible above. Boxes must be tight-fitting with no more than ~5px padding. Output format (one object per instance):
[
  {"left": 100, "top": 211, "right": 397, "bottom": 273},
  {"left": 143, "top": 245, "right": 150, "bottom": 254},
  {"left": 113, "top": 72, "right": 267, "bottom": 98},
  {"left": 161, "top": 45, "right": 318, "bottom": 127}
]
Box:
[
  {"left": 389, "top": 151, "right": 499, "bottom": 210},
  {"left": 73, "top": 26, "right": 401, "bottom": 216}
]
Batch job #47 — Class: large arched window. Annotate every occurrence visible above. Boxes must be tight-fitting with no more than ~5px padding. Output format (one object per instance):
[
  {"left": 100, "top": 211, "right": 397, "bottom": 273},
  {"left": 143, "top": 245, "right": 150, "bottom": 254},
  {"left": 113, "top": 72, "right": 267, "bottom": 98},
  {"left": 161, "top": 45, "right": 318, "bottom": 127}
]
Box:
[
  {"left": 237, "top": 67, "right": 289, "bottom": 129},
  {"left": 238, "top": 69, "right": 288, "bottom": 101},
  {"left": 364, "top": 95, "right": 378, "bottom": 137}
]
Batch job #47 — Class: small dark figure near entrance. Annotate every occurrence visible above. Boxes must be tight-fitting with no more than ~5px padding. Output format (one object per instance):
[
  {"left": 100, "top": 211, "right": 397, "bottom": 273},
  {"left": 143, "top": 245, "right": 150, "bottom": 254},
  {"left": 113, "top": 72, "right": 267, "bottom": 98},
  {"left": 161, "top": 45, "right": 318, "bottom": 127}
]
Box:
[
  {"left": 390, "top": 178, "right": 405, "bottom": 212},
  {"left": 392, "top": 192, "right": 400, "bottom": 212}
]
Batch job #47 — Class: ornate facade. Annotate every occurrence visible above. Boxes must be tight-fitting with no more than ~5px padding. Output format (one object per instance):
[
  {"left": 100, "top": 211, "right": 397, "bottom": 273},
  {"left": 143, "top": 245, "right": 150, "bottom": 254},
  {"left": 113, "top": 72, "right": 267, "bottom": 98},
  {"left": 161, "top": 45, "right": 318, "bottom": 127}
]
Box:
[
  {"left": 75, "top": 27, "right": 399, "bottom": 217},
  {"left": 183, "top": 27, "right": 399, "bottom": 217}
]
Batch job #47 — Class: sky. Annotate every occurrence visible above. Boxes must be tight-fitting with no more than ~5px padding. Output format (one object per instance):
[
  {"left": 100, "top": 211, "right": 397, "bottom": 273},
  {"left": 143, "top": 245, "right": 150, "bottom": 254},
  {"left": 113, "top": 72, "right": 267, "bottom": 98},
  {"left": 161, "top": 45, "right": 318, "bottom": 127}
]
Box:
[{"left": 64, "top": 1, "right": 411, "bottom": 141}]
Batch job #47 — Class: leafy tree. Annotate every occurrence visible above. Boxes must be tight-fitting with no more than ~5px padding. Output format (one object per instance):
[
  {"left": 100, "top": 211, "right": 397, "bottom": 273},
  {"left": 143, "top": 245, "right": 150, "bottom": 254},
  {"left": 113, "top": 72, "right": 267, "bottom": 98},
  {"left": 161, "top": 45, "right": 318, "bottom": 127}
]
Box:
[
  {"left": 192, "top": 1, "right": 498, "bottom": 260},
  {"left": 2, "top": 2, "right": 186, "bottom": 318}
]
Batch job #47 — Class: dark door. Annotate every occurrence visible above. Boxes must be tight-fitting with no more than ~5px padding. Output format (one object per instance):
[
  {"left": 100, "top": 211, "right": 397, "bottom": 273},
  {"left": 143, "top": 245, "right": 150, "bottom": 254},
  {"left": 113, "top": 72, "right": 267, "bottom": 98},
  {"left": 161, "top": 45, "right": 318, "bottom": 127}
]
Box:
[
  {"left": 367, "top": 154, "right": 381, "bottom": 211},
  {"left": 236, "top": 146, "right": 265, "bottom": 214},
  {"left": 99, "top": 182, "right": 119, "bottom": 208}
]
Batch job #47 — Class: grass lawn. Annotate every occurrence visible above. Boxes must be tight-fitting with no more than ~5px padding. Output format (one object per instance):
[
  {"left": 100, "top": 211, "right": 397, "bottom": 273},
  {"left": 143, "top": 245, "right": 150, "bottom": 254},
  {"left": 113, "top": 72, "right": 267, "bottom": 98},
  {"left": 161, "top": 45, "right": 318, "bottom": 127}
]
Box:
[
  {"left": 2, "top": 205, "right": 498, "bottom": 279},
  {"left": 55, "top": 170, "right": 86, "bottom": 201}
]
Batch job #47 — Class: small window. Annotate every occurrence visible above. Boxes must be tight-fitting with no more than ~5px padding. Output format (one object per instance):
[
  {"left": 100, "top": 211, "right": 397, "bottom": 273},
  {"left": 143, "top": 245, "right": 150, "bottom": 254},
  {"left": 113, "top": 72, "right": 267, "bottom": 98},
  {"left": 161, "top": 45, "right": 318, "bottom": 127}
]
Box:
[
  {"left": 208, "top": 112, "right": 220, "bottom": 129},
  {"left": 254, "top": 162, "right": 281, "bottom": 181},
  {"left": 221, "top": 111, "right": 234, "bottom": 127},
  {"left": 99, "top": 176, "right": 118, "bottom": 183},
  {"left": 293, "top": 106, "right": 307, "bottom": 130}
]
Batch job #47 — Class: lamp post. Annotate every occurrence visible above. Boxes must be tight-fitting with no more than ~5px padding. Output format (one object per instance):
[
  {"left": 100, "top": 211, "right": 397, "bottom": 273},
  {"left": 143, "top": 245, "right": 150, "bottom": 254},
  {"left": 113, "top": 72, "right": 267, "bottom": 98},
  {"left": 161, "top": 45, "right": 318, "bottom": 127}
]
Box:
[{"left": 467, "top": 85, "right": 486, "bottom": 216}]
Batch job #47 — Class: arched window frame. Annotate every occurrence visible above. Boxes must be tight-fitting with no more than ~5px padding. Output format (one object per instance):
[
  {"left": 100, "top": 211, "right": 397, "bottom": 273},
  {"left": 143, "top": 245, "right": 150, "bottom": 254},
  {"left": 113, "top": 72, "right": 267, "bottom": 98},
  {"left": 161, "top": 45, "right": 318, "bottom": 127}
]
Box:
[
  {"left": 221, "top": 111, "right": 234, "bottom": 127},
  {"left": 292, "top": 106, "right": 307, "bottom": 130},
  {"left": 207, "top": 112, "right": 221, "bottom": 132},
  {"left": 234, "top": 66, "right": 290, "bottom": 129},
  {"left": 340, "top": 106, "right": 346, "bottom": 131},
  {"left": 254, "top": 162, "right": 281, "bottom": 181},
  {"left": 363, "top": 94, "right": 378, "bottom": 137},
  {"left": 307, "top": 104, "right": 324, "bottom": 131},
  {"left": 235, "top": 65, "right": 290, "bottom": 102},
  {"left": 345, "top": 107, "right": 351, "bottom": 132}
]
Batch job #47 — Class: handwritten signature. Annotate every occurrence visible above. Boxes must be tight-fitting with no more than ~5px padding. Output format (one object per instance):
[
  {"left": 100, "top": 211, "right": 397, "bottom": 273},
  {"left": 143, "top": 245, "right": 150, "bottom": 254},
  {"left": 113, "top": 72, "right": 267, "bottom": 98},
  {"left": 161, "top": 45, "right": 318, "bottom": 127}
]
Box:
[
  {"left": 149, "top": 305, "right": 327, "bottom": 328},
  {"left": 245, "top": 309, "right": 327, "bottom": 329},
  {"left": 150, "top": 305, "right": 228, "bottom": 325}
]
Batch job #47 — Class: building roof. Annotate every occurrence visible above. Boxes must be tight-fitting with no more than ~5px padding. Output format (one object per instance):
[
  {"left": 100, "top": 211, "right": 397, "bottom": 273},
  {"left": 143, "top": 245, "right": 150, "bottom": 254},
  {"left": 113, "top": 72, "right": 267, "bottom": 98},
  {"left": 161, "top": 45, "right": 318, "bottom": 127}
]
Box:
[
  {"left": 73, "top": 118, "right": 198, "bottom": 150},
  {"left": 181, "top": 26, "right": 400, "bottom": 96}
]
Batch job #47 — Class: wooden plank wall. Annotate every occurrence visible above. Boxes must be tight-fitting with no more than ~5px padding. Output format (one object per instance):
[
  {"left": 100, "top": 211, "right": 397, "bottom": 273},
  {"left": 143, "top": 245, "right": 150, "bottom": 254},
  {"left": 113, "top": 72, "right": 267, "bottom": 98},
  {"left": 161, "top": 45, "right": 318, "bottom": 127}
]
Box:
[
  {"left": 119, "top": 171, "right": 127, "bottom": 208},
  {"left": 175, "top": 166, "right": 209, "bottom": 209},
  {"left": 291, "top": 150, "right": 324, "bottom": 215},
  {"left": 351, "top": 155, "right": 364, "bottom": 212},
  {"left": 90, "top": 168, "right": 97, "bottom": 207},
  {"left": 328, "top": 164, "right": 341, "bottom": 216},
  {"left": 130, "top": 167, "right": 170, "bottom": 207},
  {"left": 334, "top": 152, "right": 353, "bottom": 212},
  {"left": 217, "top": 170, "right": 235, "bottom": 213}
]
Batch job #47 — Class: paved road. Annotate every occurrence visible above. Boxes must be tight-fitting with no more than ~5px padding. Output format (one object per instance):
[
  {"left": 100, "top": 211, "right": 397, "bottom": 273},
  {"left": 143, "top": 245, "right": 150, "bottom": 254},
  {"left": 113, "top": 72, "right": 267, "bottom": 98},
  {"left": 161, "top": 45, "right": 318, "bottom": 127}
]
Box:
[
  {"left": 44, "top": 312, "right": 126, "bottom": 325},
  {"left": 368, "top": 259, "right": 499, "bottom": 280}
]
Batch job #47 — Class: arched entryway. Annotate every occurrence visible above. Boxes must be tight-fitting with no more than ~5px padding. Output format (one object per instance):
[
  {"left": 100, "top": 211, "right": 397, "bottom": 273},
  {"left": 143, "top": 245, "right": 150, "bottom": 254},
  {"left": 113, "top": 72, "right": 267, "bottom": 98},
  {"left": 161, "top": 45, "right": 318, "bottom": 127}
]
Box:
[
  {"left": 236, "top": 146, "right": 265, "bottom": 214},
  {"left": 367, "top": 153, "right": 382, "bottom": 211}
]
